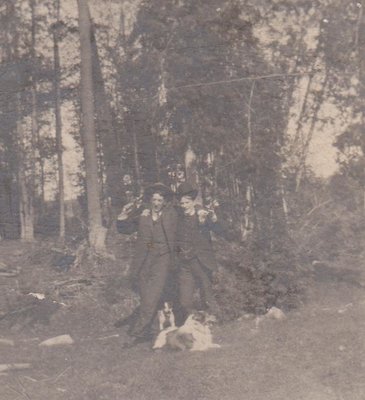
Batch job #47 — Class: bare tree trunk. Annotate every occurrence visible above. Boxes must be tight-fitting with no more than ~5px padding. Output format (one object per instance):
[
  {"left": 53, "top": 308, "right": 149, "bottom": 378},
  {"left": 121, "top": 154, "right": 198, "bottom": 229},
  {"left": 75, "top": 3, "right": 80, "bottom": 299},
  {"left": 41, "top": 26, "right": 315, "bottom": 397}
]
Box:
[
  {"left": 18, "top": 0, "right": 38, "bottom": 242},
  {"left": 90, "top": 23, "right": 122, "bottom": 209},
  {"left": 242, "top": 81, "right": 255, "bottom": 240},
  {"left": 184, "top": 144, "right": 201, "bottom": 202},
  {"left": 16, "top": 94, "right": 34, "bottom": 241},
  {"left": 77, "top": 0, "right": 106, "bottom": 252},
  {"left": 52, "top": 0, "right": 65, "bottom": 240},
  {"left": 39, "top": 159, "right": 45, "bottom": 205},
  {"left": 184, "top": 145, "right": 198, "bottom": 185},
  {"left": 131, "top": 119, "right": 142, "bottom": 194},
  {"left": 356, "top": 1, "right": 365, "bottom": 212}
]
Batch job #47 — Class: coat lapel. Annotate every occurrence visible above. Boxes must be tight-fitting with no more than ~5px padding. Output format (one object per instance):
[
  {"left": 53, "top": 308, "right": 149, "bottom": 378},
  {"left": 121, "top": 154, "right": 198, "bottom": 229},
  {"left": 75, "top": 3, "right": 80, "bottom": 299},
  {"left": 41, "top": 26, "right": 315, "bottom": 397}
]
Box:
[{"left": 145, "top": 212, "right": 153, "bottom": 235}]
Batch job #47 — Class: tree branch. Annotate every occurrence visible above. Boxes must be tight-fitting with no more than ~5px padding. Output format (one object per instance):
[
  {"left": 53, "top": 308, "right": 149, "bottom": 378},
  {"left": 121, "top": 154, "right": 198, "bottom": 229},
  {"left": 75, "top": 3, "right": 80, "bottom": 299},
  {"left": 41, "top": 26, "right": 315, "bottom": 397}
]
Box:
[{"left": 167, "top": 72, "right": 315, "bottom": 91}]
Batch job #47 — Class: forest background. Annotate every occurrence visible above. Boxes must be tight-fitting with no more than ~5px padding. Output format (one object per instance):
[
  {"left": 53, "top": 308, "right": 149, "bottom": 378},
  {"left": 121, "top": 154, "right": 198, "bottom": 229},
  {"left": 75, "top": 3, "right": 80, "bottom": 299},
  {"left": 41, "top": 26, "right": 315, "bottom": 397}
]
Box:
[{"left": 0, "top": 0, "right": 364, "bottom": 317}]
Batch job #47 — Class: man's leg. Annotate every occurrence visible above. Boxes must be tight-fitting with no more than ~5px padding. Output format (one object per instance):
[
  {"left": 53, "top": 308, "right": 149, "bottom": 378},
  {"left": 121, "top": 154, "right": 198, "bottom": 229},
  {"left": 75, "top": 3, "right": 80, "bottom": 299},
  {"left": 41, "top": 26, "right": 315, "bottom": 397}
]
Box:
[
  {"left": 178, "top": 263, "right": 195, "bottom": 323},
  {"left": 129, "top": 254, "right": 170, "bottom": 338},
  {"left": 191, "top": 260, "right": 219, "bottom": 314}
]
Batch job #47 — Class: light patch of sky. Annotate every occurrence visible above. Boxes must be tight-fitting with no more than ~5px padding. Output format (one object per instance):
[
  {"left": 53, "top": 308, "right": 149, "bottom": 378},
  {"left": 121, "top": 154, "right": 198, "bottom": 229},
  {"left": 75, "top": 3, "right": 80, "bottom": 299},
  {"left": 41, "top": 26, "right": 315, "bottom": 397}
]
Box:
[
  {"left": 41, "top": 1, "right": 143, "bottom": 200},
  {"left": 286, "top": 73, "right": 342, "bottom": 178},
  {"left": 61, "top": 101, "right": 83, "bottom": 201},
  {"left": 307, "top": 132, "right": 338, "bottom": 178},
  {"left": 41, "top": 0, "right": 357, "bottom": 203},
  {"left": 252, "top": 7, "right": 352, "bottom": 178},
  {"left": 61, "top": 0, "right": 77, "bottom": 20},
  {"left": 43, "top": 158, "right": 57, "bottom": 201}
]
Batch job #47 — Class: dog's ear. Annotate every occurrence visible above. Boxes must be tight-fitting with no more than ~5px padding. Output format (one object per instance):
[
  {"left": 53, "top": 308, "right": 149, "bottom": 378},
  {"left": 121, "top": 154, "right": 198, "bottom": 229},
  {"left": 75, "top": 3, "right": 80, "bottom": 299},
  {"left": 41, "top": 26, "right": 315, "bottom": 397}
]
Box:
[
  {"left": 192, "top": 311, "right": 207, "bottom": 323},
  {"left": 205, "top": 314, "right": 217, "bottom": 325},
  {"left": 163, "top": 302, "right": 173, "bottom": 311}
]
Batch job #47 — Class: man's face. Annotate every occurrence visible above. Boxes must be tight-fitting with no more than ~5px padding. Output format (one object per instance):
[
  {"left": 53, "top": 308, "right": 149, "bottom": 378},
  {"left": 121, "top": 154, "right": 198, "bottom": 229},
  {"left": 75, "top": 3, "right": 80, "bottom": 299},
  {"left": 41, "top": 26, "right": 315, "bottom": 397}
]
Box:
[
  {"left": 123, "top": 174, "right": 132, "bottom": 185},
  {"left": 180, "top": 196, "right": 195, "bottom": 215},
  {"left": 151, "top": 193, "right": 165, "bottom": 212}
]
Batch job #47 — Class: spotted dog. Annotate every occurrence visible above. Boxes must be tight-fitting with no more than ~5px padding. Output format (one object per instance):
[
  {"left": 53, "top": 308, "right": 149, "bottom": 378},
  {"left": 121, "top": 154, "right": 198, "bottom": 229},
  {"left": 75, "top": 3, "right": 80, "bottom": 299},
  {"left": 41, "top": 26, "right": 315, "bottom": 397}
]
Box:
[
  {"left": 157, "top": 302, "right": 176, "bottom": 331},
  {"left": 153, "top": 311, "right": 221, "bottom": 351}
]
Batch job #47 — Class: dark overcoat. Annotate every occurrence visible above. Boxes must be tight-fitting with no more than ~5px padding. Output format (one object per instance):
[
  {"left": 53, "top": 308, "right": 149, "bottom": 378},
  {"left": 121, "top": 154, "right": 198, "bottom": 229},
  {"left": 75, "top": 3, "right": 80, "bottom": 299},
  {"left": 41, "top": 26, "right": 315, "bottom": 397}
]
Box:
[
  {"left": 175, "top": 206, "right": 231, "bottom": 272},
  {"left": 131, "top": 205, "right": 178, "bottom": 277}
]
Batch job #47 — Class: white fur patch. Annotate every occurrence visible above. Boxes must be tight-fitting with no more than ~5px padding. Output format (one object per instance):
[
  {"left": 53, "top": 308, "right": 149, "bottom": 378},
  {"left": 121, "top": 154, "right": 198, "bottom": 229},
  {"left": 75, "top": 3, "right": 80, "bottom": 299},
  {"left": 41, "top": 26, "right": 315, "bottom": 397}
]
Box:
[{"left": 153, "top": 312, "right": 221, "bottom": 351}]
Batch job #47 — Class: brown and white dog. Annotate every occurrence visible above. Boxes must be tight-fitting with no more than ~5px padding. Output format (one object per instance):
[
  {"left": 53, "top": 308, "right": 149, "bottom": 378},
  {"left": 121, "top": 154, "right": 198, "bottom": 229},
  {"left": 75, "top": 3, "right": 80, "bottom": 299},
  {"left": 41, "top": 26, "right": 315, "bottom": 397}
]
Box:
[{"left": 153, "top": 311, "right": 221, "bottom": 351}]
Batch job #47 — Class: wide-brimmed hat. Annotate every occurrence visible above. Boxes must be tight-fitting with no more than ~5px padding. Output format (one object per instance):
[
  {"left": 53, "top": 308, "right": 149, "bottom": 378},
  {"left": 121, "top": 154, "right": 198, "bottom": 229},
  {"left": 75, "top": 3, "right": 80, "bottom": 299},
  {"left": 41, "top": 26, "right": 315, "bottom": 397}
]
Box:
[
  {"left": 176, "top": 182, "right": 198, "bottom": 200},
  {"left": 143, "top": 182, "right": 174, "bottom": 202}
]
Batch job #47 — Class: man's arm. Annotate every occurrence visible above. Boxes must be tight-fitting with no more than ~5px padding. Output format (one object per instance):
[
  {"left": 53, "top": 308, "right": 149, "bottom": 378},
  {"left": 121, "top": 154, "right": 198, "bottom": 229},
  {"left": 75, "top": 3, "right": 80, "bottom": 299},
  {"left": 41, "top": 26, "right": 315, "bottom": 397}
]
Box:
[
  {"left": 198, "top": 208, "right": 237, "bottom": 241},
  {"left": 116, "top": 202, "right": 141, "bottom": 234}
]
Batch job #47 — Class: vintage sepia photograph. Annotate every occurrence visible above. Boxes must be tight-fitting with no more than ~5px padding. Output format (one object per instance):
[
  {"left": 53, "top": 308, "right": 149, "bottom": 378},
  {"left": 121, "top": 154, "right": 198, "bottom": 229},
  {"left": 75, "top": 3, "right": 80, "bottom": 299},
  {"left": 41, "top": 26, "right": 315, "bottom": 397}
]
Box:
[{"left": 0, "top": 0, "right": 364, "bottom": 399}]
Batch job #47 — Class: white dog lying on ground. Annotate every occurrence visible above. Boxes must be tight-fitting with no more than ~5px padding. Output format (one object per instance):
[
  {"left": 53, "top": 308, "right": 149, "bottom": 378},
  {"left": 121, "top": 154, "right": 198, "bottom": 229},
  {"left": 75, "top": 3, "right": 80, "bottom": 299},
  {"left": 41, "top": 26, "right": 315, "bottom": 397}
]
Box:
[{"left": 153, "top": 311, "right": 221, "bottom": 351}]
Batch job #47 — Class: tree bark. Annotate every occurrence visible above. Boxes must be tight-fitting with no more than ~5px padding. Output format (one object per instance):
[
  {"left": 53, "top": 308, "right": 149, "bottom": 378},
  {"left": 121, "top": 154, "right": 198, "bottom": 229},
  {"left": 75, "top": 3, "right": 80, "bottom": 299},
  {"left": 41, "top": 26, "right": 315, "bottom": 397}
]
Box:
[
  {"left": 357, "top": 1, "right": 365, "bottom": 212},
  {"left": 16, "top": 94, "right": 34, "bottom": 241},
  {"left": 18, "top": 0, "right": 38, "bottom": 242},
  {"left": 77, "top": 0, "right": 106, "bottom": 252},
  {"left": 184, "top": 145, "right": 198, "bottom": 185},
  {"left": 242, "top": 81, "right": 255, "bottom": 240},
  {"left": 53, "top": 0, "right": 65, "bottom": 240},
  {"left": 184, "top": 144, "right": 201, "bottom": 202},
  {"left": 90, "top": 23, "right": 122, "bottom": 209},
  {"left": 131, "top": 118, "right": 142, "bottom": 194}
]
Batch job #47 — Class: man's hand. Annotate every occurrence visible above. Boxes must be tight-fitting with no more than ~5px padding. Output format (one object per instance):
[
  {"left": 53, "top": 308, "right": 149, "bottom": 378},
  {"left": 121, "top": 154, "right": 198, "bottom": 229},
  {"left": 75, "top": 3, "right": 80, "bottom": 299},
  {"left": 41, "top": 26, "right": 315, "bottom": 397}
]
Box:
[
  {"left": 197, "top": 209, "right": 209, "bottom": 223},
  {"left": 141, "top": 209, "right": 151, "bottom": 217},
  {"left": 209, "top": 210, "right": 218, "bottom": 223},
  {"left": 197, "top": 209, "right": 218, "bottom": 224},
  {"left": 117, "top": 202, "right": 135, "bottom": 220}
]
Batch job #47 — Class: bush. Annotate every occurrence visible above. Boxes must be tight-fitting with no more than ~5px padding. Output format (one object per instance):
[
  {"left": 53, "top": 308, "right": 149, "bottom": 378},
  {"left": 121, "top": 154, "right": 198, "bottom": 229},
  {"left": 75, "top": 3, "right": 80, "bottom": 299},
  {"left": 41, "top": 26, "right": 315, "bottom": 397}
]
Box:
[{"left": 212, "top": 239, "right": 302, "bottom": 321}]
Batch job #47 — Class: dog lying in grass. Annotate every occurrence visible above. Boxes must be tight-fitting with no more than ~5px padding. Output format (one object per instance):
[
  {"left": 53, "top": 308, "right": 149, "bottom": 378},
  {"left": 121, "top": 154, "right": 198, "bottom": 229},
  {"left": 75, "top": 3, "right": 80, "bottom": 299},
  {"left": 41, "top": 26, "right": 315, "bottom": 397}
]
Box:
[{"left": 153, "top": 310, "right": 221, "bottom": 351}]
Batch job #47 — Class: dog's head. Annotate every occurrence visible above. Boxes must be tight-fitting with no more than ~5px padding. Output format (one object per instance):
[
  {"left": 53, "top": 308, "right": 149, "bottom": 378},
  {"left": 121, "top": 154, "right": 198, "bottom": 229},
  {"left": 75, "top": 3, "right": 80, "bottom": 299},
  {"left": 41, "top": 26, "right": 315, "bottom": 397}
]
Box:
[
  {"left": 161, "top": 302, "right": 173, "bottom": 318},
  {"left": 188, "top": 311, "right": 217, "bottom": 326},
  {"left": 158, "top": 302, "right": 175, "bottom": 330}
]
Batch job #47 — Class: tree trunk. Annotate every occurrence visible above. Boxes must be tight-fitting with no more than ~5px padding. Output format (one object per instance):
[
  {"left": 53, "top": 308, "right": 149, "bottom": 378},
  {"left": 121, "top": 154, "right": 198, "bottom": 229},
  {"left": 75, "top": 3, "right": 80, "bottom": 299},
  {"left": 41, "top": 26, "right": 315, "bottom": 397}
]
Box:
[
  {"left": 131, "top": 119, "right": 142, "bottom": 194},
  {"left": 53, "top": 0, "right": 65, "bottom": 240},
  {"left": 16, "top": 94, "right": 34, "bottom": 241},
  {"left": 90, "top": 23, "right": 122, "bottom": 209},
  {"left": 184, "top": 144, "right": 201, "bottom": 202},
  {"left": 357, "top": 1, "right": 365, "bottom": 212},
  {"left": 17, "top": 0, "right": 38, "bottom": 242},
  {"left": 184, "top": 145, "right": 198, "bottom": 185},
  {"left": 77, "top": 0, "right": 106, "bottom": 252},
  {"left": 242, "top": 81, "right": 255, "bottom": 240}
]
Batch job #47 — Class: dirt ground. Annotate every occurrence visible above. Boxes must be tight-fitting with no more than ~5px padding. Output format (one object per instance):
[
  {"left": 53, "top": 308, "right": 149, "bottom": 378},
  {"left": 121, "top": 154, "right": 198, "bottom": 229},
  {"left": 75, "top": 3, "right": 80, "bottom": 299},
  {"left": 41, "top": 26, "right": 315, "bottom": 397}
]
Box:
[{"left": 0, "top": 239, "right": 364, "bottom": 400}]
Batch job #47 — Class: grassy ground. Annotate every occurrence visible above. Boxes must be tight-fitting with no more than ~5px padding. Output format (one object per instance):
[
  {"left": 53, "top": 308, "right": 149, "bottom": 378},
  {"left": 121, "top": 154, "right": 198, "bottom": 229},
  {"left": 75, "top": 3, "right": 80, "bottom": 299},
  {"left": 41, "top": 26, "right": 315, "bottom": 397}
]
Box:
[{"left": 0, "top": 239, "right": 364, "bottom": 400}]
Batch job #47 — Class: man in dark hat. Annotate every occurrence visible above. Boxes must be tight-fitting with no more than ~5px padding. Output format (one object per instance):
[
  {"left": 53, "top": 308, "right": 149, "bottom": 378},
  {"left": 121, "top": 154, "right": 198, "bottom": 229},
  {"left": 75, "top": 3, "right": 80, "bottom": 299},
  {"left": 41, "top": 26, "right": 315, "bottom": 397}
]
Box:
[
  {"left": 175, "top": 182, "right": 227, "bottom": 322},
  {"left": 116, "top": 183, "right": 178, "bottom": 346}
]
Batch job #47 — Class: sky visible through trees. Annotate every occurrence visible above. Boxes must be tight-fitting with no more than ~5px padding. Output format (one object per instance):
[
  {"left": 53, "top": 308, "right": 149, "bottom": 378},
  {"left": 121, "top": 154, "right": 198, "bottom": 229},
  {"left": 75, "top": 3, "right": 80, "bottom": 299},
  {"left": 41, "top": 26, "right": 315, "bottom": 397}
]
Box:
[{"left": 0, "top": 0, "right": 364, "bottom": 250}]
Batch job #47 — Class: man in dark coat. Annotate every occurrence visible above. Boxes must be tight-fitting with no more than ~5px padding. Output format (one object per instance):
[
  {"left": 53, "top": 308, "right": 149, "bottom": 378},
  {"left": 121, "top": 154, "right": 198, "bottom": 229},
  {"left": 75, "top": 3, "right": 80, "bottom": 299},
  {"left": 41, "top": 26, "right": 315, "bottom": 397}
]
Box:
[
  {"left": 175, "top": 182, "right": 227, "bottom": 321},
  {"left": 116, "top": 183, "right": 178, "bottom": 346}
]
